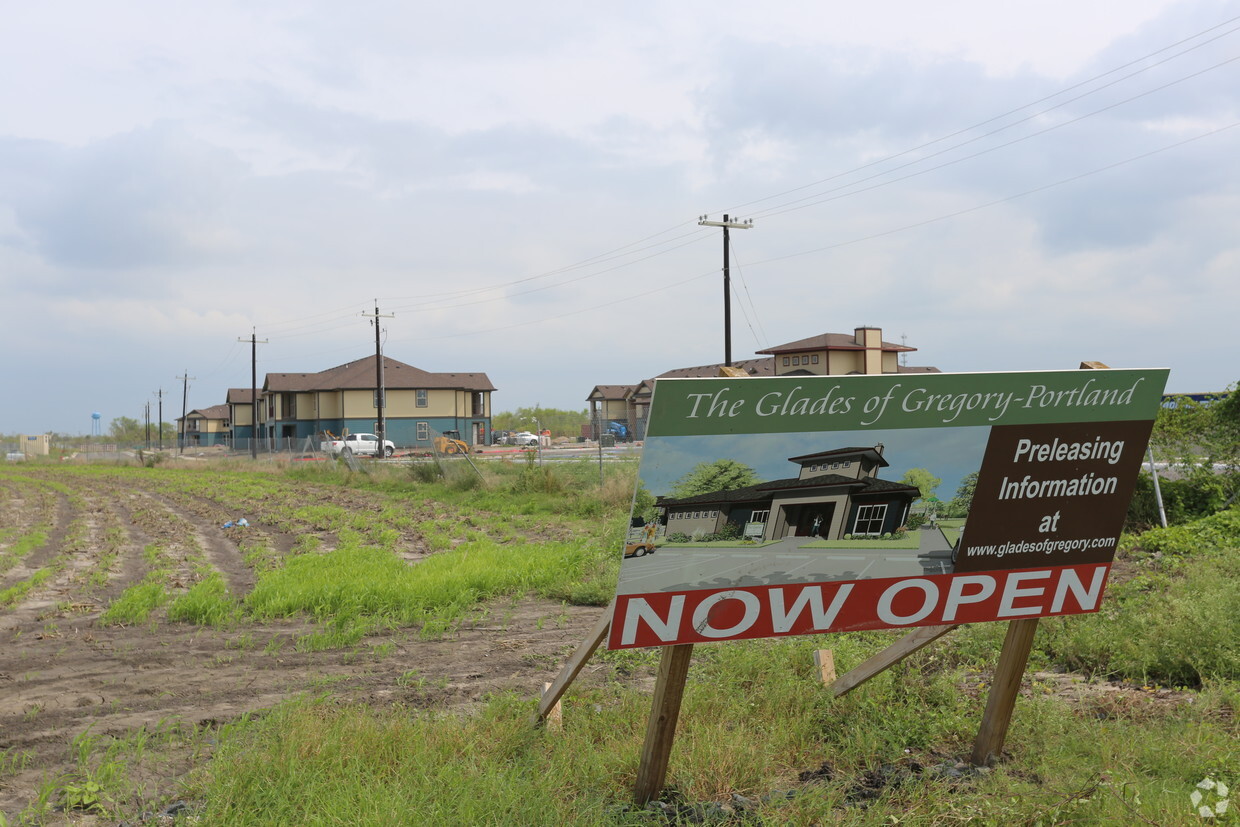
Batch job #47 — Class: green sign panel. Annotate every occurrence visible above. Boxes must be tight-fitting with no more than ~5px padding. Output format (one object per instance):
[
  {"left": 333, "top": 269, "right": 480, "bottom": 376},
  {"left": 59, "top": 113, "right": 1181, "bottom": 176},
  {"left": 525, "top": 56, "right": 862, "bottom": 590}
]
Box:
[{"left": 646, "top": 369, "right": 1169, "bottom": 436}]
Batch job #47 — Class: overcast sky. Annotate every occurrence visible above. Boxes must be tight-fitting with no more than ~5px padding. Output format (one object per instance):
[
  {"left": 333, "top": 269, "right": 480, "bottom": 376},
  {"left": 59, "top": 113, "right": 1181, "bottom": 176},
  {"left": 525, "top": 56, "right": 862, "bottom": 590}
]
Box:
[{"left": 2, "top": 1, "right": 1237, "bottom": 435}]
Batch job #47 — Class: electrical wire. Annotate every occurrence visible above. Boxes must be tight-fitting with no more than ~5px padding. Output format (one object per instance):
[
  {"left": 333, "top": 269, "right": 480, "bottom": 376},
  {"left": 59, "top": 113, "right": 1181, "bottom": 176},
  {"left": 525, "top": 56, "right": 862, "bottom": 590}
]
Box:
[
  {"left": 717, "top": 14, "right": 1240, "bottom": 219},
  {"left": 378, "top": 118, "right": 1240, "bottom": 344},
  {"left": 240, "top": 14, "right": 1240, "bottom": 350},
  {"left": 748, "top": 53, "right": 1240, "bottom": 221}
]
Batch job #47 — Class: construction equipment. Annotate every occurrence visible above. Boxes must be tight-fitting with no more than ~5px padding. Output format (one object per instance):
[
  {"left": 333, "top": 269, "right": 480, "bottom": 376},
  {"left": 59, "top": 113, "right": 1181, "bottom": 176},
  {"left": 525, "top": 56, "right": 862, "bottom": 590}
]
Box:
[{"left": 433, "top": 429, "right": 470, "bottom": 454}]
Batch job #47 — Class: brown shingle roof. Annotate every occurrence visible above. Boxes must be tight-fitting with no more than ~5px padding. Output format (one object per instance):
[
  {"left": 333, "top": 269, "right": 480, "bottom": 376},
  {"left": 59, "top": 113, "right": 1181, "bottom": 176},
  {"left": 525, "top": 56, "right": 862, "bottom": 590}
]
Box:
[
  {"left": 187, "top": 404, "right": 230, "bottom": 420},
  {"left": 757, "top": 332, "right": 914, "bottom": 355},
  {"left": 653, "top": 357, "right": 775, "bottom": 380},
  {"left": 264, "top": 355, "right": 495, "bottom": 393},
  {"left": 588, "top": 384, "right": 637, "bottom": 401},
  {"left": 226, "top": 388, "right": 255, "bottom": 404}
]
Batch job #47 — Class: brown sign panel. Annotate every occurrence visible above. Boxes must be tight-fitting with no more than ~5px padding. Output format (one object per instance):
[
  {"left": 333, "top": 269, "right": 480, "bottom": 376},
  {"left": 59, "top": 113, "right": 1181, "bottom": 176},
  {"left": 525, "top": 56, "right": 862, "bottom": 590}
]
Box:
[{"left": 953, "top": 420, "right": 1153, "bottom": 572}]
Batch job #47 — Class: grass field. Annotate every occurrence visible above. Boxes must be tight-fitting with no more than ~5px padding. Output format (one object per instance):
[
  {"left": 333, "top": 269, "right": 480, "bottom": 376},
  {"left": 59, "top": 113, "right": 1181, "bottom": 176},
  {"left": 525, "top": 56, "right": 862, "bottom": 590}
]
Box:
[{"left": 0, "top": 456, "right": 1235, "bottom": 825}]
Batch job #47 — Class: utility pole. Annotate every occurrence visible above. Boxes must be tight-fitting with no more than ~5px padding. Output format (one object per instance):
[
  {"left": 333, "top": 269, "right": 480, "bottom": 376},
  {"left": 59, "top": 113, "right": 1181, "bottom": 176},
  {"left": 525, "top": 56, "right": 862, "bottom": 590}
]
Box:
[
  {"left": 145, "top": 401, "right": 151, "bottom": 450},
  {"left": 697, "top": 214, "right": 754, "bottom": 367},
  {"left": 176, "top": 371, "right": 195, "bottom": 454},
  {"left": 361, "top": 302, "right": 395, "bottom": 446},
  {"left": 154, "top": 389, "right": 164, "bottom": 450},
  {"left": 238, "top": 331, "right": 269, "bottom": 459}
]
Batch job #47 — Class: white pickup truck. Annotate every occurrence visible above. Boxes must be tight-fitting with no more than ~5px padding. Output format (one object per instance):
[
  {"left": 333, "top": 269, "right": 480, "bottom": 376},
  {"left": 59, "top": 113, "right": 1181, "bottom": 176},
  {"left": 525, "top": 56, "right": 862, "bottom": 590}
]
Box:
[{"left": 322, "top": 433, "right": 396, "bottom": 458}]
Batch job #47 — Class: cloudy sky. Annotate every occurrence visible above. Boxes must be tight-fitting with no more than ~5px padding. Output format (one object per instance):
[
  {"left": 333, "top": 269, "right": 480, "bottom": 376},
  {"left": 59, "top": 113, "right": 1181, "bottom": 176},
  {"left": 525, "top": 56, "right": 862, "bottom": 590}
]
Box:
[{"left": 2, "top": 1, "right": 1237, "bottom": 435}]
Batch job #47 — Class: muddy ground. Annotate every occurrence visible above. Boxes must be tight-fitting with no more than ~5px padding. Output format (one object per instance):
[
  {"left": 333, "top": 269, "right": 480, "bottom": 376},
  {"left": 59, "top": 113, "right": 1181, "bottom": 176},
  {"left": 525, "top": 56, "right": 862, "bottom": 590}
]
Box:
[{"left": 0, "top": 462, "right": 608, "bottom": 823}]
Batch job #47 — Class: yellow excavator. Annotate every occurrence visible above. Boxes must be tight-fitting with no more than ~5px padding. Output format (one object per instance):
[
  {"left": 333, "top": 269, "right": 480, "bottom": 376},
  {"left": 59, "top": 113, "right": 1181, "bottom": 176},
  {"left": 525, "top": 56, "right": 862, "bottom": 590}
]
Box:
[{"left": 433, "top": 429, "right": 470, "bottom": 454}]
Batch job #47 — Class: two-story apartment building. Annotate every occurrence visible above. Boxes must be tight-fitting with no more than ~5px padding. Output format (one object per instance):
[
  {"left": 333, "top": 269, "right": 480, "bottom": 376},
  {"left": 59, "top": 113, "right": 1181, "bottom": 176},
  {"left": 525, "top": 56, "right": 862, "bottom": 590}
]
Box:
[
  {"left": 258, "top": 355, "right": 495, "bottom": 449},
  {"left": 178, "top": 404, "right": 232, "bottom": 447}
]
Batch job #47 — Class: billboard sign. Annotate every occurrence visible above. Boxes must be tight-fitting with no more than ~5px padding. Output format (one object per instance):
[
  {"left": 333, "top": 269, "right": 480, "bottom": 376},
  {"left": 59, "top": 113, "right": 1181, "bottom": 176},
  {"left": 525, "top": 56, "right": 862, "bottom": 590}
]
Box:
[{"left": 609, "top": 368, "right": 1168, "bottom": 649}]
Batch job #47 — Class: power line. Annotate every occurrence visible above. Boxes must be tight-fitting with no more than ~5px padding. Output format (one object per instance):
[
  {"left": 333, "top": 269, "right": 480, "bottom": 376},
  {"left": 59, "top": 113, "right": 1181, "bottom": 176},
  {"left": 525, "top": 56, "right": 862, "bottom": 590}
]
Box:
[
  {"left": 232, "top": 14, "right": 1240, "bottom": 351},
  {"left": 385, "top": 118, "right": 1240, "bottom": 344},
  {"left": 747, "top": 120, "right": 1240, "bottom": 267},
  {"left": 748, "top": 52, "right": 1240, "bottom": 221},
  {"left": 718, "top": 15, "right": 1240, "bottom": 219}
]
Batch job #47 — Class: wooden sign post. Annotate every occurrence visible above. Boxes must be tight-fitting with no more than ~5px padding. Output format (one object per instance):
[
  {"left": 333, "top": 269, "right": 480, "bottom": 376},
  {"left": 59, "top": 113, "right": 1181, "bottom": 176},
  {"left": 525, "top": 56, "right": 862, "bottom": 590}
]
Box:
[{"left": 633, "top": 644, "right": 695, "bottom": 804}]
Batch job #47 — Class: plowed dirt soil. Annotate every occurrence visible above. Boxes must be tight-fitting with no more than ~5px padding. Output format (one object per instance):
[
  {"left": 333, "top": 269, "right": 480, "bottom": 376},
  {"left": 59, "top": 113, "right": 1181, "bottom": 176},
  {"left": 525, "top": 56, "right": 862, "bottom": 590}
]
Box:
[{"left": 0, "top": 463, "right": 606, "bottom": 822}]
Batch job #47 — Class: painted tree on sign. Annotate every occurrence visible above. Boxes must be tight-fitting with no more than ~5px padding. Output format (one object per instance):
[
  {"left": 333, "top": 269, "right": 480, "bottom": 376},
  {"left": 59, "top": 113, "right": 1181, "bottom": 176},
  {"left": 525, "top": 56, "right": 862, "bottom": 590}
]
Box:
[
  {"left": 899, "top": 467, "right": 941, "bottom": 501},
  {"left": 942, "top": 471, "right": 979, "bottom": 518},
  {"left": 669, "top": 459, "right": 761, "bottom": 498}
]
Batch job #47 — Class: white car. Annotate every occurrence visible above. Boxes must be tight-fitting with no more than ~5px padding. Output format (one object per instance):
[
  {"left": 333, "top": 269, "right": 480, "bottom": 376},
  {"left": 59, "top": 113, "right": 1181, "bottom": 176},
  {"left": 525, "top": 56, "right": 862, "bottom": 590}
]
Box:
[
  {"left": 511, "top": 431, "right": 540, "bottom": 446},
  {"left": 322, "top": 433, "right": 396, "bottom": 458}
]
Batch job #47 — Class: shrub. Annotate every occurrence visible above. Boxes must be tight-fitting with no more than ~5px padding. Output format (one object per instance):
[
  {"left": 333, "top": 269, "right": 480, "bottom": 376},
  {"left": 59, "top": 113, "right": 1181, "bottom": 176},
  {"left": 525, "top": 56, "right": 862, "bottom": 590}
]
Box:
[
  {"left": 408, "top": 461, "right": 443, "bottom": 483},
  {"left": 1133, "top": 506, "right": 1240, "bottom": 557},
  {"left": 1126, "top": 470, "right": 1233, "bottom": 531}
]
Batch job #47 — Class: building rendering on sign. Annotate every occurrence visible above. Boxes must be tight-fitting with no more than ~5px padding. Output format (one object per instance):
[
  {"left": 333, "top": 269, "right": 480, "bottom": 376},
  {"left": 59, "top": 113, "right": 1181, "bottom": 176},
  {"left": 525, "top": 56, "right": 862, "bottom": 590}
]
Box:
[
  {"left": 657, "top": 444, "right": 921, "bottom": 543},
  {"left": 589, "top": 326, "right": 938, "bottom": 441}
]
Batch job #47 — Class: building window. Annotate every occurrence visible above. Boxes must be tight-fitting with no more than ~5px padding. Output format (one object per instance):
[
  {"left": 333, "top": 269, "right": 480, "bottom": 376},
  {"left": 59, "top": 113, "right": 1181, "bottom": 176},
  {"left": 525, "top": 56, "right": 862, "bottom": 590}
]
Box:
[
  {"left": 792, "top": 356, "right": 800, "bottom": 366},
  {"left": 416, "top": 389, "right": 428, "bottom": 407},
  {"left": 811, "top": 354, "right": 819, "bottom": 364},
  {"left": 416, "top": 421, "right": 429, "bottom": 441},
  {"left": 750, "top": 509, "right": 770, "bottom": 523},
  {"left": 782, "top": 357, "right": 790, "bottom": 366},
  {"left": 853, "top": 504, "right": 888, "bottom": 536}
]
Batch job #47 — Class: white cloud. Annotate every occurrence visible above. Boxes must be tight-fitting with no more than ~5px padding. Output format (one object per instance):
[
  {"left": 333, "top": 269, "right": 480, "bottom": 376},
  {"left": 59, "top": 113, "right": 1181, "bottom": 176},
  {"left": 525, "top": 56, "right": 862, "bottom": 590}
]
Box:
[{"left": 1, "top": 0, "right": 1236, "bottom": 434}]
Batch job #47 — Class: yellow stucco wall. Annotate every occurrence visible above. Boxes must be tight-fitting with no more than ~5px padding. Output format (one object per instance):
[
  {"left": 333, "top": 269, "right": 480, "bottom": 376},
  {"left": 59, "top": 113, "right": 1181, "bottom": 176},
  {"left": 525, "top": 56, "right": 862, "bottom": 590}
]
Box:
[
  {"left": 861, "top": 328, "right": 883, "bottom": 374},
  {"left": 317, "top": 392, "right": 342, "bottom": 418},
  {"left": 343, "top": 389, "right": 380, "bottom": 418},
  {"left": 296, "top": 393, "right": 316, "bottom": 420},
  {"left": 593, "top": 399, "right": 628, "bottom": 419},
  {"left": 827, "top": 351, "right": 863, "bottom": 375}
]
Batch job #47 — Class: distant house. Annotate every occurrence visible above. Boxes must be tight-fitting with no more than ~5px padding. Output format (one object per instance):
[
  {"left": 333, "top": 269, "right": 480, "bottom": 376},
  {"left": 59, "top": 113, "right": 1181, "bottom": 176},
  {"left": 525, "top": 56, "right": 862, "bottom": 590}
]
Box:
[
  {"left": 260, "top": 355, "right": 496, "bottom": 449},
  {"left": 658, "top": 444, "right": 920, "bottom": 542},
  {"left": 179, "top": 404, "right": 232, "bottom": 448},
  {"left": 757, "top": 327, "right": 938, "bottom": 377},
  {"left": 592, "top": 327, "right": 937, "bottom": 441}
]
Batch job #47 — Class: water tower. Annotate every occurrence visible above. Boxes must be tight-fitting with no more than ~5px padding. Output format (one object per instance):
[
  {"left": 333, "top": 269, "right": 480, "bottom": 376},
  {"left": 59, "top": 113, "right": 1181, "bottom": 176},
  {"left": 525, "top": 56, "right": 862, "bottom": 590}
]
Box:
[{"left": 91, "top": 411, "right": 102, "bottom": 438}]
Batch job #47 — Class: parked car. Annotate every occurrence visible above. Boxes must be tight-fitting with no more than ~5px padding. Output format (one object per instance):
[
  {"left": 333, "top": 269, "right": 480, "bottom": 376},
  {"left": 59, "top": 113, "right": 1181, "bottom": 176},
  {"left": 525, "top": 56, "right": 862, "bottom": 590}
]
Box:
[
  {"left": 510, "top": 431, "right": 540, "bottom": 446},
  {"left": 624, "top": 541, "right": 657, "bottom": 559},
  {"left": 491, "top": 430, "right": 513, "bottom": 445},
  {"left": 322, "top": 432, "right": 395, "bottom": 458}
]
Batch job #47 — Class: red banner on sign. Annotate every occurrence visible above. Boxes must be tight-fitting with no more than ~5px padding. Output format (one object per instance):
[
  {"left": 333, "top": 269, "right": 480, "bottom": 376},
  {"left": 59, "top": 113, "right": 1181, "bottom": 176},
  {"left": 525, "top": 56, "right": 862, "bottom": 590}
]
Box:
[{"left": 609, "top": 563, "right": 1110, "bottom": 649}]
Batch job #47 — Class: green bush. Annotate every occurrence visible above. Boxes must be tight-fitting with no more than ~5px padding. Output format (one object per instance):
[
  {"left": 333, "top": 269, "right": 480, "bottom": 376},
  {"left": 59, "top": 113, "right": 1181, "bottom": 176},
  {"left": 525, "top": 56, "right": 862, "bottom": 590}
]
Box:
[
  {"left": 1126, "top": 470, "right": 1233, "bottom": 531},
  {"left": 1133, "top": 505, "right": 1240, "bottom": 557}
]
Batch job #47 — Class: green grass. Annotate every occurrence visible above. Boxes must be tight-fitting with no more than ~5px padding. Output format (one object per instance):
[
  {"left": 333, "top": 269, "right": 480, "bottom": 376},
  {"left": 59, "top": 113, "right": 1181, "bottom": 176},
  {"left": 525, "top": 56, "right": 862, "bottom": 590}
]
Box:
[
  {"left": 101, "top": 580, "right": 169, "bottom": 625},
  {"left": 245, "top": 534, "right": 606, "bottom": 625},
  {"left": 185, "top": 634, "right": 1238, "bottom": 826},
  {"left": 10, "top": 464, "right": 1237, "bottom": 825},
  {"left": 167, "top": 573, "right": 238, "bottom": 626}
]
